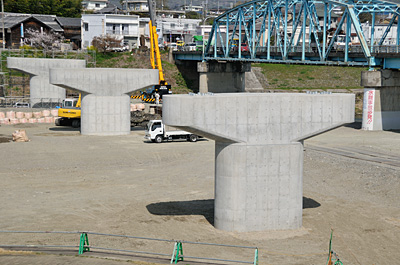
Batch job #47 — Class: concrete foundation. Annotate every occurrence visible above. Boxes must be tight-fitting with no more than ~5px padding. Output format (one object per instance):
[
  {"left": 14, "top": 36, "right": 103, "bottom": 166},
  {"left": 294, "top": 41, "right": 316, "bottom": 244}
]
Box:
[
  {"left": 50, "top": 68, "right": 159, "bottom": 135},
  {"left": 163, "top": 93, "right": 355, "bottom": 231},
  {"left": 7, "top": 58, "right": 86, "bottom": 107},
  {"left": 361, "top": 69, "right": 400, "bottom": 130},
  {"left": 245, "top": 69, "right": 264, "bottom": 92},
  {"left": 197, "top": 62, "right": 251, "bottom": 93}
]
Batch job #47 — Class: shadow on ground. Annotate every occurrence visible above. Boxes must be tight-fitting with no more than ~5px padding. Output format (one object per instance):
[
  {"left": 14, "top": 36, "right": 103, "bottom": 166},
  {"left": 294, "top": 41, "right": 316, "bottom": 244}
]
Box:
[
  {"left": 344, "top": 122, "right": 361, "bottom": 129},
  {"left": 147, "top": 197, "right": 320, "bottom": 226},
  {"left": 49, "top": 127, "right": 80, "bottom": 132}
]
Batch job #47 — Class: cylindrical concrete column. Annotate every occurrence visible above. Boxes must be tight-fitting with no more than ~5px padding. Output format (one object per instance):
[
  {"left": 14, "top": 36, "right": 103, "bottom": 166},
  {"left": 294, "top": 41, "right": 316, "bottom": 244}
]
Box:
[
  {"left": 361, "top": 70, "right": 400, "bottom": 130},
  {"left": 81, "top": 94, "right": 131, "bottom": 135},
  {"left": 214, "top": 142, "right": 303, "bottom": 232}
]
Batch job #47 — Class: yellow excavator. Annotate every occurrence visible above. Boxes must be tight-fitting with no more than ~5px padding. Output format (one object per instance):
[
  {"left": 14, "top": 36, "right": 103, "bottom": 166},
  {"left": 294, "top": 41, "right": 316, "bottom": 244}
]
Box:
[
  {"left": 139, "top": 0, "right": 171, "bottom": 102},
  {"left": 55, "top": 94, "right": 81, "bottom": 128}
]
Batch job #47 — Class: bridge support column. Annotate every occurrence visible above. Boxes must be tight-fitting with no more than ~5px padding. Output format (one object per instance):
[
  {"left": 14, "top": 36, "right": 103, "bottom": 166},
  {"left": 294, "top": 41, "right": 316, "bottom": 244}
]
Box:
[
  {"left": 7, "top": 58, "right": 86, "bottom": 107},
  {"left": 361, "top": 70, "right": 400, "bottom": 130},
  {"left": 50, "top": 68, "right": 159, "bottom": 135},
  {"left": 163, "top": 93, "right": 354, "bottom": 231},
  {"left": 198, "top": 62, "right": 251, "bottom": 93}
]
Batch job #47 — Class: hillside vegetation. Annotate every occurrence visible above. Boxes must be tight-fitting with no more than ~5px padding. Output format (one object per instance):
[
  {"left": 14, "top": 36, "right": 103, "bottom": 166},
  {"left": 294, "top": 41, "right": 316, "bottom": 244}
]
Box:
[
  {"left": 95, "top": 51, "right": 366, "bottom": 93},
  {"left": 254, "top": 63, "right": 366, "bottom": 90}
]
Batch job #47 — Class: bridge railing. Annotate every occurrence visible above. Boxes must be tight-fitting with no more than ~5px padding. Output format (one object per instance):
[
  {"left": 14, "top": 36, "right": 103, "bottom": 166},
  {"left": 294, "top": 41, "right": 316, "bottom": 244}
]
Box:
[{"left": 207, "top": 45, "right": 400, "bottom": 55}]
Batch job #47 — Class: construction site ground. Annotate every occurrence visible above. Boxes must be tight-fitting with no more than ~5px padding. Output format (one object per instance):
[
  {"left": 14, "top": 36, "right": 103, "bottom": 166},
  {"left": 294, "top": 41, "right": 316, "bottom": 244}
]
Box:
[{"left": 0, "top": 121, "right": 399, "bottom": 265}]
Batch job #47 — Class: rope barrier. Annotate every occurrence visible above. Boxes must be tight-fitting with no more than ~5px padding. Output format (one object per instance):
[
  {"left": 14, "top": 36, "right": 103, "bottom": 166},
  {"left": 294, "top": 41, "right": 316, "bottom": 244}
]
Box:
[{"left": 0, "top": 230, "right": 259, "bottom": 265}]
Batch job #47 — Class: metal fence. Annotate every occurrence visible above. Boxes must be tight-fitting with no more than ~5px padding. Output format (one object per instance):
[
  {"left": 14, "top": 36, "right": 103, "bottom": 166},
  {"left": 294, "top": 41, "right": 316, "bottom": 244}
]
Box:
[
  {"left": 0, "top": 230, "right": 259, "bottom": 265},
  {"left": 0, "top": 97, "right": 63, "bottom": 108}
]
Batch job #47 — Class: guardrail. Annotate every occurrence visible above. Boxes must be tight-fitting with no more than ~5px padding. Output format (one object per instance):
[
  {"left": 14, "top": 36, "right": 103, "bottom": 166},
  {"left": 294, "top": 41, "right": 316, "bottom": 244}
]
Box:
[
  {"left": 0, "top": 97, "right": 63, "bottom": 108},
  {"left": 0, "top": 230, "right": 259, "bottom": 264}
]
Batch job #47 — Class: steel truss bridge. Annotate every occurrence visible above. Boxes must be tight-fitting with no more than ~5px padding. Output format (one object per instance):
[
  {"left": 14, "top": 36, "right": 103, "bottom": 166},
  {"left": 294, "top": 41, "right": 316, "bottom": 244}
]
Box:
[{"left": 184, "top": 0, "right": 400, "bottom": 69}]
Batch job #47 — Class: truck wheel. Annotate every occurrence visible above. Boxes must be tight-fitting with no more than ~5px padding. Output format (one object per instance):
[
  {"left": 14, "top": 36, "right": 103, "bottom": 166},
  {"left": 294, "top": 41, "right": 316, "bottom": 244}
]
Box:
[
  {"left": 155, "top": 135, "right": 163, "bottom": 143},
  {"left": 189, "top": 134, "right": 198, "bottom": 142},
  {"left": 72, "top": 119, "right": 80, "bottom": 128}
]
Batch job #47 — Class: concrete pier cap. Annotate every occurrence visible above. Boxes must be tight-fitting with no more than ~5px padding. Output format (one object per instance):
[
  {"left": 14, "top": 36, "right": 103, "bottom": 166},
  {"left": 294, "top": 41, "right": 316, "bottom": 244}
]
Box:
[
  {"left": 50, "top": 68, "right": 159, "bottom": 135},
  {"left": 163, "top": 93, "right": 355, "bottom": 232},
  {"left": 7, "top": 57, "right": 86, "bottom": 107}
]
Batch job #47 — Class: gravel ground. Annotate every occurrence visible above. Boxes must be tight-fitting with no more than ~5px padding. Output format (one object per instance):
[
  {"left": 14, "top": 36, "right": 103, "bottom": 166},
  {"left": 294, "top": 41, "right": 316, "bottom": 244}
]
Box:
[{"left": 0, "top": 122, "right": 399, "bottom": 265}]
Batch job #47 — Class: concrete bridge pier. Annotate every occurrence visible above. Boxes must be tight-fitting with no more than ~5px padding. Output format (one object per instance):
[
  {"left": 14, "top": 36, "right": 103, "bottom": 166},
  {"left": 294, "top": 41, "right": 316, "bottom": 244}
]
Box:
[
  {"left": 7, "top": 58, "right": 86, "bottom": 107},
  {"left": 198, "top": 61, "right": 251, "bottom": 93},
  {"left": 163, "top": 93, "right": 354, "bottom": 232},
  {"left": 361, "top": 70, "right": 400, "bottom": 130},
  {"left": 50, "top": 68, "right": 159, "bottom": 135}
]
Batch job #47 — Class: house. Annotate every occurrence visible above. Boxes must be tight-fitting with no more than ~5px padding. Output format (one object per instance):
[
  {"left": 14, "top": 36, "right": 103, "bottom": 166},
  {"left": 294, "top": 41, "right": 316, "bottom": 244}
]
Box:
[
  {"left": 360, "top": 23, "right": 398, "bottom": 46},
  {"left": 82, "top": 0, "right": 109, "bottom": 11},
  {"left": 180, "top": 5, "right": 204, "bottom": 13},
  {"left": 139, "top": 17, "right": 151, "bottom": 47},
  {"left": 56, "top": 17, "right": 82, "bottom": 49},
  {"left": 81, "top": 14, "right": 141, "bottom": 49},
  {"left": 122, "top": 0, "right": 149, "bottom": 12},
  {"left": 157, "top": 17, "right": 202, "bottom": 43},
  {"left": 0, "top": 13, "right": 63, "bottom": 48}
]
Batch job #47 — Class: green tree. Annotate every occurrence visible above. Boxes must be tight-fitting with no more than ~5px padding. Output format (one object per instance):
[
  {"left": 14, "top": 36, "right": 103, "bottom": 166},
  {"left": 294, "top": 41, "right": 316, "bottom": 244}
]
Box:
[
  {"left": 4, "top": 0, "right": 81, "bottom": 18},
  {"left": 185, "top": 11, "right": 200, "bottom": 19}
]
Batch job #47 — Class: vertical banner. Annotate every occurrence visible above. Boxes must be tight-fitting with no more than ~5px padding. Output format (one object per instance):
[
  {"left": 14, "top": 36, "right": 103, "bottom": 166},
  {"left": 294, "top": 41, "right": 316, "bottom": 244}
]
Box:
[{"left": 362, "top": 88, "right": 375, "bottom": 130}]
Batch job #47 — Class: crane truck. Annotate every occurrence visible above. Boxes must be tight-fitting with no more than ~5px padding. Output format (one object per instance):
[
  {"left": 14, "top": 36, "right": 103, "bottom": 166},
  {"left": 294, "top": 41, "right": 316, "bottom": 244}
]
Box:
[{"left": 141, "top": 0, "right": 172, "bottom": 102}]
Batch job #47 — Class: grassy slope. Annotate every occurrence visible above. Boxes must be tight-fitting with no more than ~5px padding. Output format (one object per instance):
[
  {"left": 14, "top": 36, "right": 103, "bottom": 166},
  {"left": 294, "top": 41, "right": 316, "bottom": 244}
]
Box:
[
  {"left": 255, "top": 63, "right": 367, "bottom": 90},
  {"left": 94, "top": 51, "right": 192, "bottom": 94}
]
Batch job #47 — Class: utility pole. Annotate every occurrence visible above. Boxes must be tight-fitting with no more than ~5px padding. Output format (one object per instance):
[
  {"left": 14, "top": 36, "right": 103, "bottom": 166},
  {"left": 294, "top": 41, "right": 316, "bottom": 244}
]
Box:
[{"left": 1, "top": 0, "right": 5, "bottom": 49}]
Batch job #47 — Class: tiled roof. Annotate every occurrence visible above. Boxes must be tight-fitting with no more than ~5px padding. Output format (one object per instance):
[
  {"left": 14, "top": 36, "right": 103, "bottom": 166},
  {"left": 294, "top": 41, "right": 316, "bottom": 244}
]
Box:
[{"left": 56, "top": 17, "right": 82, "bottom": 28}]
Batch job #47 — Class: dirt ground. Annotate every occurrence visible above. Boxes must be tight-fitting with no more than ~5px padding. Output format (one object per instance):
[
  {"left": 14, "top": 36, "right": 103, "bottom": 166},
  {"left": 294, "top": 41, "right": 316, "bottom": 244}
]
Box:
[{"left": 0, "top": 122, "right": 399, "bottom": 265}]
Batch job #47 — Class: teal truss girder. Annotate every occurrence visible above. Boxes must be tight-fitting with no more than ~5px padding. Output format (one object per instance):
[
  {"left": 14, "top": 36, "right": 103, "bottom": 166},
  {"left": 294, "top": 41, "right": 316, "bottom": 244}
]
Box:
[{"left": 204, "top": 0, "right": 400, "bottom": 68}]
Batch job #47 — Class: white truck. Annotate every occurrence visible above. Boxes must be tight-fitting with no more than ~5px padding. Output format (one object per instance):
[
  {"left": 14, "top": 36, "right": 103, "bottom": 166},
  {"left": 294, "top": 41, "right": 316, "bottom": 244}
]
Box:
[{"left": 145, "top": 120, "right": 199, "bottom": 143}]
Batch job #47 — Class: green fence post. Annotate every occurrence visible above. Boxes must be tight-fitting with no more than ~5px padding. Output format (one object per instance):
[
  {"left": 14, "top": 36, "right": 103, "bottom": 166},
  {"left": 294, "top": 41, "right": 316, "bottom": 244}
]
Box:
[
  {"left": 254, "top": 248, "right": 259, "bottom": 265},
  {"left": 79, "top": 232, "right": 90, "bottom": 254},
  {"left": 170, "top": 241, "right": 184, "bottom": 264}
]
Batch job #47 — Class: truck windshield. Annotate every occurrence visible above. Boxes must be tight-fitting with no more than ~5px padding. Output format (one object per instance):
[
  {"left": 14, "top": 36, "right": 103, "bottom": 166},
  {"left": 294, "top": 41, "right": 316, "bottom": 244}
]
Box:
[{"left": 151, "top": 122, "right": 162, "bottom": 131}]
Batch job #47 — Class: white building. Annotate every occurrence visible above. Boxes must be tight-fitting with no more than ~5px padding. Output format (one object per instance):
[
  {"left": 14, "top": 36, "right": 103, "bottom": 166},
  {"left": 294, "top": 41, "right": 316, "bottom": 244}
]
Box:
[
  {"left": 157, "top": 17, "right": 202, "bottom": 43},
  {"left": 360, "top": 23, "right": 398, "bottom": 46},
  {"left": 82, "top": 0, "right": 108, "bottom": 11},
  {"left": 82, "top": 14, "right": 142, "bottom": 49},
  {"left": 180, "top": 5, "right": 203, "bottom": 13},
  {"left": 122, "top": 0, "right": 149, "bottom": 12},
  {"left": 139, "top": 17, "right": 151, "bottom": 47}
]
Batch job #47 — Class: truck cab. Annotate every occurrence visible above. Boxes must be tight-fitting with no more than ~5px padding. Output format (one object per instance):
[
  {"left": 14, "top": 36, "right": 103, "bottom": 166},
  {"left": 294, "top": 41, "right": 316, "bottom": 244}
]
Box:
[{"left": 145, "top": 120, "right": 199, "bottom": 143}]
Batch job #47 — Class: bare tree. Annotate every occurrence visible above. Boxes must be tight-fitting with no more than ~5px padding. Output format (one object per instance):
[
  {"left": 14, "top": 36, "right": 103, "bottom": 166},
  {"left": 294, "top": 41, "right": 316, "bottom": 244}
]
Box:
[
  {"left": 91, "top": 35, "right": 123, "bottom": 53},
  {"left": 24, "top": 28, "right": 65, "bottom": 50}
]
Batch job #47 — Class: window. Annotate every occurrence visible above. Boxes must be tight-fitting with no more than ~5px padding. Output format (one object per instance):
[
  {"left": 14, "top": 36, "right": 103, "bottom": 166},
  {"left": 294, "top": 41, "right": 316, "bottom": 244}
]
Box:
[
  {"left": 84, "top": 23, "right": 89, "bottom": 31},
  {"left": 184, "top": 23, "right": 189, "bottom": 29},
  {"left": 106, "top": 23, "right": 120, "bottom": 34},
  {"left": 95, "top": 3, "right": 100, "bottom": 7},
  {"left": 122, "top": 24, "right": 129, "bottom": 34},
  {"left": 171, "top": 23, "right": 175, "bottom": 29}
]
